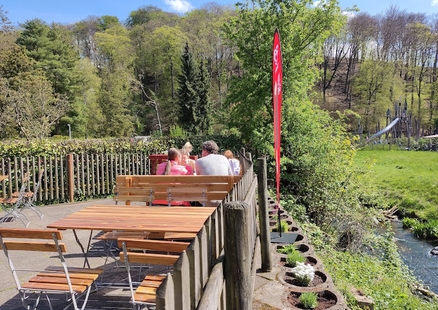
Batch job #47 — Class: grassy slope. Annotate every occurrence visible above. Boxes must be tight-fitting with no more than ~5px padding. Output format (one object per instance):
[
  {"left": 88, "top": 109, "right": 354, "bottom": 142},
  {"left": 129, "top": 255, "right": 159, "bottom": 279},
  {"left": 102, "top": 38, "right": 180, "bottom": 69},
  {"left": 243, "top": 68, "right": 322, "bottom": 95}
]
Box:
[{"left": 355, "top": 148, "right": 438, "bottom": 219}]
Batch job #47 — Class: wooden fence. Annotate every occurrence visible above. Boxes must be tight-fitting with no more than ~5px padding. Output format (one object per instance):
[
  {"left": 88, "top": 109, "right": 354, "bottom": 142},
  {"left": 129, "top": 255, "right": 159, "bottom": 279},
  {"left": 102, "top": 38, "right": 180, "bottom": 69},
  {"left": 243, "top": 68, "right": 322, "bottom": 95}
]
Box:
[
  {"left": 156, "top": 151, "right": 259, "bottom": 310},
  {"left": 0, "top": 153, "right": 150, "bottom": 202}
]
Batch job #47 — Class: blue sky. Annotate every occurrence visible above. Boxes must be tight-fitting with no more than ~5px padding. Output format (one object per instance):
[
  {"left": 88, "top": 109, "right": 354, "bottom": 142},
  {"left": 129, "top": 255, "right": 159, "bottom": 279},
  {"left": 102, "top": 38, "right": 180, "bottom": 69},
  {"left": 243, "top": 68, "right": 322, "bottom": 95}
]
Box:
[{"left": 2, "top": 0, "right": 438, "bottom": 26}]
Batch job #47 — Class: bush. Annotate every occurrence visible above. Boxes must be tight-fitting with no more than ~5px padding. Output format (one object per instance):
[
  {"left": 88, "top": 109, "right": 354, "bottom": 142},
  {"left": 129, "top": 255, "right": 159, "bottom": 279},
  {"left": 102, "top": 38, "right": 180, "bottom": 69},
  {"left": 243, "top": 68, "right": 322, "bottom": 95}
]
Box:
[
  {"left": 280, "top": 219, "right": 289, "bottom": 232},
  {"left": 277, "top": 244, "right": 296, "bottom": 255},
  {"left": 299, "top": 292, "right": 318, "bottom": 309},
  {"left": 286, "top": 251, "right": 305, "bottom": 267}
]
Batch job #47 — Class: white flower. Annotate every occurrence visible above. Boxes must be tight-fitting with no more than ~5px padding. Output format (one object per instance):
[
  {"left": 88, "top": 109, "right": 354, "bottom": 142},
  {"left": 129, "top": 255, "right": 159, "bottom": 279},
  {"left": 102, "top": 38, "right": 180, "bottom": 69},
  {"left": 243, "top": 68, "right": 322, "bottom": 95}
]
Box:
[{"left": 290, "top": 262, "right": 315, "bottom": 282}]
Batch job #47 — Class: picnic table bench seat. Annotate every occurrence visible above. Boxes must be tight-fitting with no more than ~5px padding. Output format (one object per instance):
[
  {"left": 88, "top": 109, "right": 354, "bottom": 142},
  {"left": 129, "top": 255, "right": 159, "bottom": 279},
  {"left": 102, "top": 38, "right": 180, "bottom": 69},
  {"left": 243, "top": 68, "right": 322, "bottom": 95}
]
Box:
[{"left": 118, "top": 238, "right": 190, "bottom": 308}]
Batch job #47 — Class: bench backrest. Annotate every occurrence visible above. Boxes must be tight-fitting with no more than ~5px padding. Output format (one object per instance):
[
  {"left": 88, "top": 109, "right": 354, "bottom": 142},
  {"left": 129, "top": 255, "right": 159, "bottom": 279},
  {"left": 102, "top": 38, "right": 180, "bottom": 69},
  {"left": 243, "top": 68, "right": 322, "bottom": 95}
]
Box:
[
  {"left": 118, "top": 238, "right": 190, "bottom": 266},
  {"left": 115, "top": 175, "right": 241, "bottom": 205},
  {"left": 0, "top": 228, "right": 66, "bottom": 252}
]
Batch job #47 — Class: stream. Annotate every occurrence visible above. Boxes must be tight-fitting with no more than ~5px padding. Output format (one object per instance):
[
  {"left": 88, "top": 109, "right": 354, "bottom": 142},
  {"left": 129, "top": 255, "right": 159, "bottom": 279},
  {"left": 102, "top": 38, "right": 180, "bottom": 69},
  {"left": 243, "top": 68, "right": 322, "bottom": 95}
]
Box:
[{"left": 391, "top": 221, "right": 438, "bottom": 293}]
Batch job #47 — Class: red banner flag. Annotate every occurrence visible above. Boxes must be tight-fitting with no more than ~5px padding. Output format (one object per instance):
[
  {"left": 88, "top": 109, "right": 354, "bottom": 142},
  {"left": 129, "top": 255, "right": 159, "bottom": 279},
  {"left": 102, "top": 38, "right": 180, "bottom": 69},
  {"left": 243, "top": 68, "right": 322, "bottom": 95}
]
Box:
[{"left": 272, "top": 29, "right": 282, "bottom": 206}]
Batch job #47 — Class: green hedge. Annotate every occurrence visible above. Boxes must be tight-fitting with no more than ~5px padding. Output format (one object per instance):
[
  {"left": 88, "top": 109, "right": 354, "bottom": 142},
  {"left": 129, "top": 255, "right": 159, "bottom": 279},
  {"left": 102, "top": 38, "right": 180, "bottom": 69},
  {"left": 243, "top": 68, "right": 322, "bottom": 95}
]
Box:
[{"left": 0, "top": 134, "right": 245, "bottom": 158}]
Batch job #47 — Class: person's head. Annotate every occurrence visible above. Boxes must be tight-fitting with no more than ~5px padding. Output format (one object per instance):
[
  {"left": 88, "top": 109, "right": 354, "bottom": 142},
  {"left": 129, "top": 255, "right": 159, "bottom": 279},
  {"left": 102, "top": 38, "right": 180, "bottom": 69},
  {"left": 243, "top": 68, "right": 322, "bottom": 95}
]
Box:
[
  {"left": 163, "top": 148, "right": 181, "bottom": 175},
  {"left": 201, "top": 140, "right": 219, "bottom": 157},
  {"left": 167, "top": 148, "right": 181, "bottom": 162},
  {"left": 182, "top": 142, "right": 193, "bottom": 154},
  {"left": 181, "top": 154, "right": 189, "bottom": 165},
  {"left": 223, "top": 150, "right": 234, "bottom": 159}
]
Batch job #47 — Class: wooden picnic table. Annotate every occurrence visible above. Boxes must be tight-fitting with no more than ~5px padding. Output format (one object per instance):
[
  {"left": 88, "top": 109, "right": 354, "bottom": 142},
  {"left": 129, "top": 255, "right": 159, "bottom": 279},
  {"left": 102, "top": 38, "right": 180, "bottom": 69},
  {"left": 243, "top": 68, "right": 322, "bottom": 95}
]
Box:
[
  {"left": 47, "top": 204, "right": 216, "bottom": 233},
  {"left": 47, "top": 204, "right": 216, "bottom": 269}
]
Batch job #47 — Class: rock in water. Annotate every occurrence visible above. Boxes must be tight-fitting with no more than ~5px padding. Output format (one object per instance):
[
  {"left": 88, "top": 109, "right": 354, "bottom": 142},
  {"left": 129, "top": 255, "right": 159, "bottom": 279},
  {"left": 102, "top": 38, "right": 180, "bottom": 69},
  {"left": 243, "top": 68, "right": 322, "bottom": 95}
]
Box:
[{"left": 429, "top": 246, "right": 438, "bottom": 256}]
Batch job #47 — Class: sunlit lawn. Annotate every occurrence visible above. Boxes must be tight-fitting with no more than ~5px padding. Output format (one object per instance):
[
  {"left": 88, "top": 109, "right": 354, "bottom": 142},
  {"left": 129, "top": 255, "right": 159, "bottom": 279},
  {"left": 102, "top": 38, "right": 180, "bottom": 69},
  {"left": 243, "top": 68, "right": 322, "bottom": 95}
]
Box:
[{"left": 354, "top": 148, "right": 438, "bottom": 219}]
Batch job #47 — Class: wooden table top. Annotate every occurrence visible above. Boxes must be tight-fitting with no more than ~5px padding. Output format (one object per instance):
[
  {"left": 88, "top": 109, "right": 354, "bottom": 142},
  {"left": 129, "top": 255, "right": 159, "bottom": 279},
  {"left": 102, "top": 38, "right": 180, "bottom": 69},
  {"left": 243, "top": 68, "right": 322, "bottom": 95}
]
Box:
[{"left": 47, "top": 205, "right": 216, "bottom": 233}]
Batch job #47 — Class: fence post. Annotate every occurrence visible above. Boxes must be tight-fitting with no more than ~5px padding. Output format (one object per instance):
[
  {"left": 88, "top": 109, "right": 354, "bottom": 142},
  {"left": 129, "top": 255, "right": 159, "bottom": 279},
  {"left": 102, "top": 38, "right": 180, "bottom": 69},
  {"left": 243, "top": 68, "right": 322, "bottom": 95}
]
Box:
[
  {"left": 66, "top": 153, "right": 74, "bottom": 202},
  {"left": 224, "top": 201, "right": 252, "bottom": 310},
  {"left": 257, "top": 156, "right": 272, "bottom": 271}
]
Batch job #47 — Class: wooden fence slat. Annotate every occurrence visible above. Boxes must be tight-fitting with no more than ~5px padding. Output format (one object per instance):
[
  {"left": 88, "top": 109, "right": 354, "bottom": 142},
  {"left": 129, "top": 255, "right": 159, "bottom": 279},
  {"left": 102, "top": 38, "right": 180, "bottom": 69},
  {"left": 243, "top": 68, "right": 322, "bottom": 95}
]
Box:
[
  {"left": 81, "top": 154, "right": 85, "bottom": 196},
  {"left": 60, "top": 155, "right": 64, "bottom": 201},
  {"left": 43, "top": 156, "right": 48, "bottom": 201},
  {"left": 91, "top": 154, "right": 95, "bottom": 196},
  {"left": 49, "top": 156, "right": 54, "bottom": 200},
  {"left": 199, "top": 226, "right": 209, "bottom": 289},
  {"left": 173, "top": 251, "right": 190, "bottom": 310},
  {"left": 187, "top": 236, "right": 201, "bottom": 308},
  {"left": 101, "top": 154, "right": 105, "bottom": 194},
  {"left": 156, "top": 273, "right": 175, "bottom": 310},
  {"left": 196, "top": 254, "right": 225, "bottom": 310},
  {"left": 86, "top": 155, "right": 90, "bottom": 196}
]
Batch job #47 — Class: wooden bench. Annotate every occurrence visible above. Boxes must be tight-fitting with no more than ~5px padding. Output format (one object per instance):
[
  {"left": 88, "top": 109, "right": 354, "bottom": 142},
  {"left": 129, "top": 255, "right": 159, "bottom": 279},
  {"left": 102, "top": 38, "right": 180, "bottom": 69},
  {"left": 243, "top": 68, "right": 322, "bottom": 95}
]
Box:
[
  {"left": 114, "top": 175, "right": 241, "bottom": 206},
  {"left": 0, "top": 228, "right": 103, "bottom": 310},
  {"left": 117, "top": 238, "right": 190, "bottom": 307}
]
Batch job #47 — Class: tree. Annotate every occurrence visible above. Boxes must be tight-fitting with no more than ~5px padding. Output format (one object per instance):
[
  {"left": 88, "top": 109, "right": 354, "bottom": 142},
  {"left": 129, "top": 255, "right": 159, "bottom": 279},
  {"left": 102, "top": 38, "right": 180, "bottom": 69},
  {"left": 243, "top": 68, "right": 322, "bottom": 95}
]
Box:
[
  {"left": 176, "top": 43, "right": 198, "bottom": 133},
  {"left": 16, "top": 19, "right": 81, "bottom": 98},
  {"left": 196, "top": 59, "right": 211, "bottom": 134},
  {"left": 1, "top": 74, "right": 69, "bottom": 139},
  {"left": 223, "top": 0, "right": 345, "bottom": 152},
  {"left": 352, "top": 60, "right": 402, "bottom": 133},
  {"left": 95, "top": 24, "right": 136, "bottom": 137}
]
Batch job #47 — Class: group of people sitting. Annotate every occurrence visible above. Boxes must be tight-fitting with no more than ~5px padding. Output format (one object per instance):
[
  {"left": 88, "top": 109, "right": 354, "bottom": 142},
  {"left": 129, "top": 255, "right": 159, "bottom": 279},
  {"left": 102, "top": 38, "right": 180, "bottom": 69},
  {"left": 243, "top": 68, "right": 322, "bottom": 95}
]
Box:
[
  {"left": 157, "top": 140, "right": 241, "bottom": 177},
  {"left": 153, "top": 140, "right": 241, "bottom": 206}
]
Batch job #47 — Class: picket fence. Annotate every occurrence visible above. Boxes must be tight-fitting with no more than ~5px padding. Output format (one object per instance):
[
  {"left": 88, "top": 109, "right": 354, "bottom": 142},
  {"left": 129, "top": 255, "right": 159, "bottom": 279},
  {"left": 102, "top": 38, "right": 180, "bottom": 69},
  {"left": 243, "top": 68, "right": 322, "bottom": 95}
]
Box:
[{"left": 0, "top": 153, "right": 150, "bottom": 202}]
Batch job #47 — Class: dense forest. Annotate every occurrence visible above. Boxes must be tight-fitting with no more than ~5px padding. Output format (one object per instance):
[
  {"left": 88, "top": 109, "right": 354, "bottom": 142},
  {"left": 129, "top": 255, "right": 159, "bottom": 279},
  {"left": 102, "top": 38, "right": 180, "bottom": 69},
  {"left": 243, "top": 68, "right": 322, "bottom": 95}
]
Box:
[{"left": 2, "top": 2, "right": 438, "bottom": 142}]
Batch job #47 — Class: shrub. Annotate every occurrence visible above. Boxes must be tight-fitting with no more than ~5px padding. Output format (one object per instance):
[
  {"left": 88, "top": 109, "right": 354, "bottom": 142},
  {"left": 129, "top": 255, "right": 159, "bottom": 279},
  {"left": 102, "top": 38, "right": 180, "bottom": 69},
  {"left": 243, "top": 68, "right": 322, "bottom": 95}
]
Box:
[
  {"left": 286, "top": 251, "right": 305, "bottom": 267},
  {"left": 299, "top": 292, "right": 318, "bottom": 309},
  {"left": 280, "top": 219, "right": 289, "bottom": 232},
  {"left": 402, "top": 217, "right": 418, "bottom": 229},
  {"left": 277, "top": 244, "right": 296, "bottom": 255}
]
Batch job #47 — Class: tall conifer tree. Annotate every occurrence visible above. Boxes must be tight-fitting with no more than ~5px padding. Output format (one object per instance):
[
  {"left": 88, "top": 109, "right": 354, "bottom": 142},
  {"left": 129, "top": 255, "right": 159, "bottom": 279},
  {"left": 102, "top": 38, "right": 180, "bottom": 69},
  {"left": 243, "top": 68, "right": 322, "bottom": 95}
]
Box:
[
  {"left": 196, "top": 59, "right": 211, "bottom": 134},
  {"left": 176, "top": 43, "right": 198, "bottom": 133}
]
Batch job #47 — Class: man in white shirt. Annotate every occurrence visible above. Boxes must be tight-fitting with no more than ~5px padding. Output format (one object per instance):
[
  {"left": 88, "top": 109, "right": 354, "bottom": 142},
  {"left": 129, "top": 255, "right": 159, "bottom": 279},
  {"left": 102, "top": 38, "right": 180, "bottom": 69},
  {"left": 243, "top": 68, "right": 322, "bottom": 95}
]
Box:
[{"left": 195, "top": 140, "right": 233, "bottom": 176}]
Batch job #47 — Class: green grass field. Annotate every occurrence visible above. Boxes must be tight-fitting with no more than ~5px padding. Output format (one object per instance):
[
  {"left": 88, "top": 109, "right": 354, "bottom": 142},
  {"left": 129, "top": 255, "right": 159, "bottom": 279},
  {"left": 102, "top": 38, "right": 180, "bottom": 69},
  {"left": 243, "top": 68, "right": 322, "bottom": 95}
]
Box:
[{"left": 355, "top": 149, "right": 438, "bottom": 220}]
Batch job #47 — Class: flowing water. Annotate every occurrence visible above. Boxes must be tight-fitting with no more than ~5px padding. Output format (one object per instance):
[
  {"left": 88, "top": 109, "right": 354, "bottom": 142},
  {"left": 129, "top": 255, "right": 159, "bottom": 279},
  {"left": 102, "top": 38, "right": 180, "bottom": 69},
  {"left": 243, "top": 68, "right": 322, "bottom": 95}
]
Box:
[{"left": 391, "top": 221, "right": 438, "bottom": 293}]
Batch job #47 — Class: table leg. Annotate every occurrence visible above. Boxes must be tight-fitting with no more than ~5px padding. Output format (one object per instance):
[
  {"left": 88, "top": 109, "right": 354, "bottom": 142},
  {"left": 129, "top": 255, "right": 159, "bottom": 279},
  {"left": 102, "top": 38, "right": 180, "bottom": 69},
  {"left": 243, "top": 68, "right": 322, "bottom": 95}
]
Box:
[{"left": 72, "top": 229, "right": 92, "bottom": 268}]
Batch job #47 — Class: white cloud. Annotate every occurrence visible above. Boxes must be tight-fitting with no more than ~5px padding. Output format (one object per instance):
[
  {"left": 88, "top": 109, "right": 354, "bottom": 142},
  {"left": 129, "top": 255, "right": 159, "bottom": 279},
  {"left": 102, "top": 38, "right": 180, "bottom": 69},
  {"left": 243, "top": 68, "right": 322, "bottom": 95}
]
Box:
[
  {"left": 165, "top": 0, "right": 194, "bottom": 13},
  {"left": 432, "top": 0, "right": 438, "bottom": 6}
]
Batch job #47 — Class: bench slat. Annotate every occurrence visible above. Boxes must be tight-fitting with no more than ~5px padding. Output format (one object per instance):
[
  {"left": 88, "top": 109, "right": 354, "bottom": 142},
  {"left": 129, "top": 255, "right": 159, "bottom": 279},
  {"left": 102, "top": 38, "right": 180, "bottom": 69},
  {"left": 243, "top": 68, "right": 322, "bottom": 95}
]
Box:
[
  {"left": 0, "top": 228, "right": 62, "bottom": 240},
  {"left": 37, "top": 272, "right": 100, "bottom": 280},
  {"left": 3, "top": 241, "right": 66, "bottom": 252},
  {"left": 97, "top": 231, "right": 150, "bottom": 241},
  {"left": 29, "top": 275, "right": 94, "bottom": 286},
  {"left": 21, "top": 282, "right": 88, "bottom": 294},
  {"left": 45, "top": 266, "right": 104, "bottom": 275},
  {"left": 119, "top": 252, "right": 179, "bottom": 265},
  {"left": 133, "top": 292, "right": 156, "bottom": 302},
  {"left": 118, "top": 238, "right": 189, "bottom": 253}
]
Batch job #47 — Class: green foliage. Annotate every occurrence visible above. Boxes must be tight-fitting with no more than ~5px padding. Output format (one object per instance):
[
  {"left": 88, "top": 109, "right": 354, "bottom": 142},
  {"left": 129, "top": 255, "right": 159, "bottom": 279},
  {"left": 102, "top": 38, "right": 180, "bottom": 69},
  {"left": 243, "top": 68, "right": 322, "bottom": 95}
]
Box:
[
  {"left": 16, "top": 19, "right": 81, "bottom": 99},
  {"left": 176, "top": 43, "right": 198, "bottom": 133},
  {"left": 299, "top": 292, "right": 318, "bottom": 309},
  {"left": 280, "top": 219, "right": 289, "bottom": 232},
  {"left": 277, "top": 244, "right": 296, "bottom": 254},
  {"left": 169, "top": 125, "right": 188, "bottom": 139},
  {"left": 286, "top": 250, "right": 305, "bottom": 267},
  {"left": 402, "top": 217, "right": 418, "bottom": 229},
  {"left": 412, "top": 221, "right": 438, "bottom": 239},
  {"left": 222, "top": 0, "right": 345, "bottom": 153},
  {"left": 196, "top": 59, "right": 211, "bottom": 134},
  {"left": 0, "top": 137, "right": 168, "bottom": 157}
]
